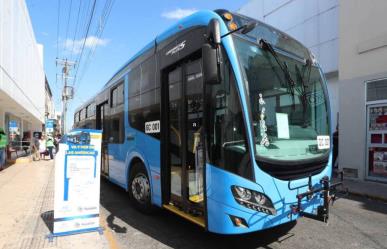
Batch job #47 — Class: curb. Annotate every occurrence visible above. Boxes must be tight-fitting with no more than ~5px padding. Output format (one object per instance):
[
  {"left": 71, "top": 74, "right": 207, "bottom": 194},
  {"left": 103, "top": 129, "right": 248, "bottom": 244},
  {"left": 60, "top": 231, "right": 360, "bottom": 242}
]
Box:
[
  {"left": 15, "top": 157, "right": 32, "bottom": 164},
  {"left": 347, "top": 190, "right": 387, "bottom": 203}
]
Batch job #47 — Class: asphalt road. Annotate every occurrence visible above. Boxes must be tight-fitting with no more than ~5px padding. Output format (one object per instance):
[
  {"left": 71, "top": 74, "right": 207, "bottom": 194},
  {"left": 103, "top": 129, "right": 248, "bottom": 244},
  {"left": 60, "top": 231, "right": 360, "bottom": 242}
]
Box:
[{"left": 100, "top": 179, "right": 387, "bottom": 249}]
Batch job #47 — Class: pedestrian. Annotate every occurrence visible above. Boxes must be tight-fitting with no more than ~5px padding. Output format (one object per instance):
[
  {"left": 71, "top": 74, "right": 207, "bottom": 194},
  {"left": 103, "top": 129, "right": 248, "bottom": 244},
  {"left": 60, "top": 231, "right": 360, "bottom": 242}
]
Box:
[
  {"left": 39, "top": 135, "right": 47, "bottom": 160},
  {"left": 32, "top": 133, "right": 40, "bottom": 161},
  {"left": 46, "top": 135, "right": 55, "bottom": 160},
  {"left": 54, "top": 134, "right": 61, "bottom": 153},
  {"left": 22, "top": 134, "right": 30, "bottom": 155},
  {"left": 0, "top": 128, "right": 8, "bottom": 170}
]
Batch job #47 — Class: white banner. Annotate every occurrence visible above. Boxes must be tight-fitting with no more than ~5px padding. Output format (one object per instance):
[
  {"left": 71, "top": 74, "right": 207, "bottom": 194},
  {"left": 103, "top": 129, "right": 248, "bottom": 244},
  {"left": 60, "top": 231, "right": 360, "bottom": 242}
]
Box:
[{"left": 53, "top": 129, "right": 102, "bottom": 235}]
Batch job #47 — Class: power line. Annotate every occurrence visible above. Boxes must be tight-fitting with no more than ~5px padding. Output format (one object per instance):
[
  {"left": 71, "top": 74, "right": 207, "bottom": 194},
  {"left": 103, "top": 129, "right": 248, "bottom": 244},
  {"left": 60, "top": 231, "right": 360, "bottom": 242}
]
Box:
[
  {"left": 64, "top": 0, "right": 74, "bottom": 57},
  {"left": 74, "top": 0, "right": 115, "bottom": 91},
  {"left": 55, "top": 0, "right": 61, "bottom": 60},
  {"left": 72, "top": 0, "right": 97, "bottom": 88},
  {"left": 69, "top": 0, "right": 83, "bottom": 62}
]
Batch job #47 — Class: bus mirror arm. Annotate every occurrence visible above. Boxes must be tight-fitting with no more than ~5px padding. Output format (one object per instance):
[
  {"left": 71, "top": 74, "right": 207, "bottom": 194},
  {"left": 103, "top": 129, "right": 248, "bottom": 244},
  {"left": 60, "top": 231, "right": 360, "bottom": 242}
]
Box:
[{"left": 202, "top": 19, "right": 221, "bottom": 85}]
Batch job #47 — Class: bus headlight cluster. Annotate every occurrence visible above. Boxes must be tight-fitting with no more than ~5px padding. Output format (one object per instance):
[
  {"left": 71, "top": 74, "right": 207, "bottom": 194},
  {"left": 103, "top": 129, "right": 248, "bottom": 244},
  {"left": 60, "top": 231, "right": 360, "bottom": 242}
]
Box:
[{"left": 231, "top": 185, "right": 276, "bottom": 215}]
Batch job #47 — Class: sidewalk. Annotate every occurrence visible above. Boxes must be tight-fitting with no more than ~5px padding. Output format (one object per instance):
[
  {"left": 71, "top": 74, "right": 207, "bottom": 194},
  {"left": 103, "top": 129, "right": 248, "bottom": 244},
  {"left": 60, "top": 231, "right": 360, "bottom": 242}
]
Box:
[
  {"left": 339, "top": 177, "right": 387, "bottom": 203},
  {"left": 0, "top": 160, "right": 111, "bottom": 249}
]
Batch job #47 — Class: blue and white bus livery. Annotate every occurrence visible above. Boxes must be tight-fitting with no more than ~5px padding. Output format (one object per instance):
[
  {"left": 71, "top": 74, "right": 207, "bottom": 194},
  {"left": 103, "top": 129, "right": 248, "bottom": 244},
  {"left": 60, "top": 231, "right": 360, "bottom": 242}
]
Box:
[{"left": 74, "top": 9, "right": 343, "bottom": 234}]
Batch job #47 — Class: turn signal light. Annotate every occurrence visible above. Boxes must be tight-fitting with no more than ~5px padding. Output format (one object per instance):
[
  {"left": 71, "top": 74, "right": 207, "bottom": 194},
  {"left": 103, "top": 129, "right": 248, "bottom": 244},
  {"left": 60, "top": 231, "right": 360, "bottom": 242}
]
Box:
[{"left": 229, "top": 215, "right": 248, "bottom": 228}]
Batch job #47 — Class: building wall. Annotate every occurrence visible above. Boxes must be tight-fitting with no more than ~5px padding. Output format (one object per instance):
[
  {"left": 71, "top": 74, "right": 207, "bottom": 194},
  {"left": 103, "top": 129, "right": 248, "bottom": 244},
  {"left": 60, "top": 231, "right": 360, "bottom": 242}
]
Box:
[
  {"left": 339, "top": 0, "right": 387, "bottom": 80},
  {"left": 0, "top": 0, "right": 45, "bottom": 130},
  {"left": 338, "top": 0, "right": 387, "bottom": 181},
  {"left": 238, "top": 0, "right": 340, "bottom": 129}
]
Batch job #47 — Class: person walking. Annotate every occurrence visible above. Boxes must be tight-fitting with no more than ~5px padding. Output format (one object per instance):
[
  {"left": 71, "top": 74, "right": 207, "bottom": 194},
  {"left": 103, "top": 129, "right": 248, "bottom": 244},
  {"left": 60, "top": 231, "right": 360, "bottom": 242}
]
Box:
[
  {"left": 32, "top": 133, "right": 40, "bottom": 161},
  {"left": 39, "top": 135, "right": 47, "bottom": 160},
  {"left": 46, "top": 135, "right": 55, "bottom": 160},
  {"left": 0, "top": 128, "right": 8, "bottom": 170},
  {"left": 54, "top": 134, "right": 61, "bottom": 153}
]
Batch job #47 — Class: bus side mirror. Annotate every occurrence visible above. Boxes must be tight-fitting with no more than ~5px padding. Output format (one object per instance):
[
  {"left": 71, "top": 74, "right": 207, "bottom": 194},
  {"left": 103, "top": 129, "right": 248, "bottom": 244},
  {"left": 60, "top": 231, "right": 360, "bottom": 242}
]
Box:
[
  {"left": 207, "top": 19, "right": 221, "bottom": 46},
  {"left": 202, "top": 44, "right": 220, "bottom": 85},
  {"left": 202, "top": 19, "right": 221, "bottom": 85}
]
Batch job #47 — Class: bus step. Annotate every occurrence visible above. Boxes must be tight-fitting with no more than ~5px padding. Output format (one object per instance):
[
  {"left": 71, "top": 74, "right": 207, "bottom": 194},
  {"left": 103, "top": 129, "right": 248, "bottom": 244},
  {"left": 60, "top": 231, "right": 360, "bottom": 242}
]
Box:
[{"left": 163, "top": 204, "right": 205, "bottom": 228}]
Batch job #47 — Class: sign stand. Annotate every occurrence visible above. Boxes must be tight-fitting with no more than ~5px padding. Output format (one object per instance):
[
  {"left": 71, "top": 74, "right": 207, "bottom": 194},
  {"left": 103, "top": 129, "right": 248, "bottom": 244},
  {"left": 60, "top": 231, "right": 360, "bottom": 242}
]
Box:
[
  {"left": 47, "top": 129, "right": 104, "bottom": 242},
  {"left": 46, "top": 227, "right": 104, "bottom": 242}
]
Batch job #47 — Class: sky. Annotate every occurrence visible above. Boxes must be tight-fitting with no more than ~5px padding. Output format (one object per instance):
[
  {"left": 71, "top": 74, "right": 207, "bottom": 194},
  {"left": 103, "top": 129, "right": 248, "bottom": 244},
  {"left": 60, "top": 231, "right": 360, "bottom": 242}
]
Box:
[{"left": 25, "top": 0, "right": 248, "bottom": 131}]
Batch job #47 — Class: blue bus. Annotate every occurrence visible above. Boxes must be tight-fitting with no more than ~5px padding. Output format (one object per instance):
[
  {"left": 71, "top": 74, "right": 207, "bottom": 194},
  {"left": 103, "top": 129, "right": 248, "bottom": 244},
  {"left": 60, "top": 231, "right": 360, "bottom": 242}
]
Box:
[{"left": 74, "top": 9, "right": 340, "bottom": 234}]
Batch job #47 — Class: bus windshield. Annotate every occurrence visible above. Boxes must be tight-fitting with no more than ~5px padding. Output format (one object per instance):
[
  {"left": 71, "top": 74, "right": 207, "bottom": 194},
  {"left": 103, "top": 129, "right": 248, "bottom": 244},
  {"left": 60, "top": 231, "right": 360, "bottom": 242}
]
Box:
[{"left": 234, "top": 36, "right": 330, "bottom": 163}]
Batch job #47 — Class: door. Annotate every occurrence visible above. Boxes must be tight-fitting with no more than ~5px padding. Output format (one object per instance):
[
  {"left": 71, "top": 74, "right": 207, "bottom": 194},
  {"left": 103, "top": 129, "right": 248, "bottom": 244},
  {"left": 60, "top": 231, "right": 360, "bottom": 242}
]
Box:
[
  {"left": 366, "top": 104, "right": 387, "bottom": 182},
  {"left": 97, "top": 102, "right": 109, "bottom": 176},
  {"left": 167, "top": 58, "right": 205, "bottom": 211}
]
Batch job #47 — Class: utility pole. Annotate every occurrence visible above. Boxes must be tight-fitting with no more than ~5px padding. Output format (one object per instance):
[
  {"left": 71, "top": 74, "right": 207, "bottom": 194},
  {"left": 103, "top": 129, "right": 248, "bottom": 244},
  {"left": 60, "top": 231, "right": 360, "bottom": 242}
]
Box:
[{"left": 56, "top": 59, "right": 75, "bottom": 135}]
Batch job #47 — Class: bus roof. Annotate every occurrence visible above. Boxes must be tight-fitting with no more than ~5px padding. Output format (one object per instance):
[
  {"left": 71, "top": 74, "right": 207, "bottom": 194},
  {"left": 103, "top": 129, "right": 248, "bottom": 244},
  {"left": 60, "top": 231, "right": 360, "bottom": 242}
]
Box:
[{"left": 75, "top": 9, "right": 311, "bottom": 113}]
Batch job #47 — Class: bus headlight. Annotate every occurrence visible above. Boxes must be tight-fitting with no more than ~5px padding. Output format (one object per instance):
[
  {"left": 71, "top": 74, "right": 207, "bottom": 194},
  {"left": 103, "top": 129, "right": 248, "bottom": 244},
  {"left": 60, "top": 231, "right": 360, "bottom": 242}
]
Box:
[{"left": 231, "top": 185, "right": 276, "bottom": 215}]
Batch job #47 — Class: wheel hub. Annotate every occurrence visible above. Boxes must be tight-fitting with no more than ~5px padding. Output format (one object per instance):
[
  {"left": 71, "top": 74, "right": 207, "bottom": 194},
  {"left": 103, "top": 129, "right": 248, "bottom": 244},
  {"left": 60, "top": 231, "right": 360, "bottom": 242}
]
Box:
[{"left": 131, "top": 173, "right": 150, "bottom": 203}]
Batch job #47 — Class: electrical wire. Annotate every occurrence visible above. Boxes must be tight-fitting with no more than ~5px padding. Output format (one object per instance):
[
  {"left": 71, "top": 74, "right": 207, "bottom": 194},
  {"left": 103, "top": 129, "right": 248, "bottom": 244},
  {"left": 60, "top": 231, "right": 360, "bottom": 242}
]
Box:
[{"left": 72, "top": 0, "right": 97, "bottom": 88}]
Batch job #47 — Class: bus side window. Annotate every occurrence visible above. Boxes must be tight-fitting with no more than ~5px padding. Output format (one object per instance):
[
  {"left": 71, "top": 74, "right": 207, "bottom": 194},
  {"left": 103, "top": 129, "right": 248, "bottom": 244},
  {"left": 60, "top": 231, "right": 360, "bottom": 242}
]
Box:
[
  {"left": 107, "top": 81, "right": 125, "bottom": 143},
  {"left": 128, "top": 56, "right": 160, "bottom": 139},
  {"left": 207, "top": 57, "right": 253, "bottom": 181}
]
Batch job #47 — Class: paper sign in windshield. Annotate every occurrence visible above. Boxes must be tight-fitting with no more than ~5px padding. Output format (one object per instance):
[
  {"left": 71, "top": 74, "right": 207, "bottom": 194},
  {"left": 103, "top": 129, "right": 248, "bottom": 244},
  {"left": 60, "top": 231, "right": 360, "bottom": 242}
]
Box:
[
  {"left": 276, "top": 113, "right": 290, "bottom": 139},
  {"left": 317, "top": 135, "right": 330, "bottom": 149}
]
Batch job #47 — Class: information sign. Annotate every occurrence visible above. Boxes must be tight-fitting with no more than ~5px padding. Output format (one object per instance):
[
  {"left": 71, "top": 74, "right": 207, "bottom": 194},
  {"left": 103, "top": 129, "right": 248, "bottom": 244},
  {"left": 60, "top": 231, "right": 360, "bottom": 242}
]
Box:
[{"left": 52, "top": 129, "right": 102, "bottom": 236}]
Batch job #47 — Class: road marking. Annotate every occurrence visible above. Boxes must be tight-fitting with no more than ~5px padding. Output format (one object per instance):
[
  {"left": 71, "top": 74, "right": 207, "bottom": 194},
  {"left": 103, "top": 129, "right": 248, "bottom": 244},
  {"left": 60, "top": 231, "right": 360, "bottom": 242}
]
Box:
[{"left": 100, "top": 211, "right": 120, "bottom": 249}]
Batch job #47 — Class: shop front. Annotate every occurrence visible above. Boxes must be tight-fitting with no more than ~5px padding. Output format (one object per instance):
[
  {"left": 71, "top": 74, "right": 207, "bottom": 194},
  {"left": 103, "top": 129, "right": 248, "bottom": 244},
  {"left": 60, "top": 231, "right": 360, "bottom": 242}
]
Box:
[{"left": 366, "top": 78, "right": 387, "bottom": 182}]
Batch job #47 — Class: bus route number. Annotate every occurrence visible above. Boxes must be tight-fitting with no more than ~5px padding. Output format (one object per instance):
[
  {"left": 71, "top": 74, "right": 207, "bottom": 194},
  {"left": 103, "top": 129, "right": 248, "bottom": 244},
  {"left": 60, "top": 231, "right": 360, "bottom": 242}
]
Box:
[{"left": 145, "top": 121, "right": 160, "bottom": 134}]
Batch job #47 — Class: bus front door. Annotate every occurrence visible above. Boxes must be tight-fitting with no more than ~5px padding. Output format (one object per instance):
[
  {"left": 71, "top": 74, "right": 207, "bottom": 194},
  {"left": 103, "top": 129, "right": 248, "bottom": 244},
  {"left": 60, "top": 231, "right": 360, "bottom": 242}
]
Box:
[
  {"left": 167, "top": 58, "right": 205, "bottom": 216},
  {"left": 97, "top": 102, "right": 109, "bottom": 177}
]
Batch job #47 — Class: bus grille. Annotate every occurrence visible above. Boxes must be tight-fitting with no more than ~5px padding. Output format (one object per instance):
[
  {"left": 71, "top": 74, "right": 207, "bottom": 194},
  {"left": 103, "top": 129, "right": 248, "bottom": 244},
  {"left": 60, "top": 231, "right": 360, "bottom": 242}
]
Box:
[{"left": 257, "top": 160, "right": 327, "bottom": 181}]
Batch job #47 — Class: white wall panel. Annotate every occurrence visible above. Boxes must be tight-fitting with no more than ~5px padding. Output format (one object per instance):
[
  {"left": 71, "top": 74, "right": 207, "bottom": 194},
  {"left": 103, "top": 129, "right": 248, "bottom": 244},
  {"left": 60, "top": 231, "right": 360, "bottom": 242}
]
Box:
[
  {"left": 0, "top": 0, "right": 45, "bottom": 124},
  {"left": 239, "top": 0, "right": 339, "bottom": 74}
]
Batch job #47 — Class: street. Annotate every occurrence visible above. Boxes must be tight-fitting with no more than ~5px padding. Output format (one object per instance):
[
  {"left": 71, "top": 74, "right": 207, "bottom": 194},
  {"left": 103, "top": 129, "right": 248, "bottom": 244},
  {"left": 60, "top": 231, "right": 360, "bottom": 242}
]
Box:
[{"left": 100, "top": 179, "right": 387, "bottom": 249}]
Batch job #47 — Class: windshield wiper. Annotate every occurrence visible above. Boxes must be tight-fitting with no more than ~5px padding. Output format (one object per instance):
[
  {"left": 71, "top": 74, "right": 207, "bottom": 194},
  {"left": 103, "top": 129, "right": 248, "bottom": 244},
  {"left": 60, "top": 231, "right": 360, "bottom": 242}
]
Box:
[{"left": 259, "top": 39, "right": 296, "bottom": 106}]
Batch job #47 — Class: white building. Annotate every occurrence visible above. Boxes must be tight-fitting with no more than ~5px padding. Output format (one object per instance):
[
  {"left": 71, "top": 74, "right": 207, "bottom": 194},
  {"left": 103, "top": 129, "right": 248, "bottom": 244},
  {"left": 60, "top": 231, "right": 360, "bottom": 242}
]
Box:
[
  {"left": 239, "top": 0, "right": 387, "bottom": 183},
  {"left": 239, "top": 0, "right": 339, "bottom": 129},
  {"left": 0, "top": 0, "right": 46, "bottom": 142}
]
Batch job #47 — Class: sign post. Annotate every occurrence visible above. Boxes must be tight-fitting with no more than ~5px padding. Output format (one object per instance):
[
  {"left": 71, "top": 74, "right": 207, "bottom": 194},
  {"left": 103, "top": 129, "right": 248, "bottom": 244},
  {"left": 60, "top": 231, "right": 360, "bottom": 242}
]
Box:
[{"left": 48, "top": 129, "right": 103, "bottom": 240}]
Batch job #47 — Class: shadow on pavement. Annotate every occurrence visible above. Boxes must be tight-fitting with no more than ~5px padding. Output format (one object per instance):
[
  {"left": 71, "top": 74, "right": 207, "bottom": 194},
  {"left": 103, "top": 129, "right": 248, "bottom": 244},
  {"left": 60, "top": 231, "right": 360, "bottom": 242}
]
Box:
[
  {"left": 341, "top": 194, "right": 387, "bottom": 215},
  {"left": 41, "top": 210, "right": 54, "bottom": 233},
  {"left": 100, "top": 178, "right": 296, "bottom": 249}
]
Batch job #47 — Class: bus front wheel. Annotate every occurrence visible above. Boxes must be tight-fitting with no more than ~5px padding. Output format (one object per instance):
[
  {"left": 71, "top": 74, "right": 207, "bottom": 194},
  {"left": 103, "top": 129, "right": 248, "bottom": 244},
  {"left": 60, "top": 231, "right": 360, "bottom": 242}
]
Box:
[{"left": 128, "top": 162, "right": 153, "bottom": 213}]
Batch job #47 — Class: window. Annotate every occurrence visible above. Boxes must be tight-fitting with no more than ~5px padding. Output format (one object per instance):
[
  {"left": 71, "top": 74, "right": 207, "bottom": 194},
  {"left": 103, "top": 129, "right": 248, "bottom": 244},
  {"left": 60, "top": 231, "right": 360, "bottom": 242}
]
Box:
[
  {"left": 111, "top": 81, "right": 124, "bottom": 107},
  {"left": 367, "top": 78, "right": 387, "bottom": 102},
  {"left": 86, "top": 103, "right": 96, "bottom": 118},
  {"left": 79, "top": 109, "right": 86, "bottom": 121},
  {"left": 128, "top": 56, "right": 160, "bottom": 138},
  {"left": 207, "top": 54, "right": 252, "bottom": 180},
  {"left": 106, "top": 81, "right": 125, "bottom": 144}
]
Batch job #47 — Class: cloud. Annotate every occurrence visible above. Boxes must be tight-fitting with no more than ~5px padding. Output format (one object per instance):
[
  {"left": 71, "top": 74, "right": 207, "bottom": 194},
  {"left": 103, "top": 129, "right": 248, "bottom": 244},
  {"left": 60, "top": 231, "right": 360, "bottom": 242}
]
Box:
[
  {"left": 161, "top": 8, "right": 197, "bottom": 20},
  {"left": 62, "top": 36, "right": 109, "bottom": 54}
]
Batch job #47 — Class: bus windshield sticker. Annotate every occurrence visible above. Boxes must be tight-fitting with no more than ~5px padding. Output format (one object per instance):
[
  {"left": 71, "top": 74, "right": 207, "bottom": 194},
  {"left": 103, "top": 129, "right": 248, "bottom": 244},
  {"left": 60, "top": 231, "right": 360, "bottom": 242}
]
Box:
[
  {"left": 145, "top": 120, "right": 160, "bottom": 134},
  {"left": 258, "top": 93, "right": 270, "bottom": 147},
  {"left": 166, "top": 40, "right": 186, "bottom": 56},
  {"left": 317, "top": 135, "right": 330, "bottom": 150},
  {"left": 276, "top": 113, "right": 290, "bottom": 139}
]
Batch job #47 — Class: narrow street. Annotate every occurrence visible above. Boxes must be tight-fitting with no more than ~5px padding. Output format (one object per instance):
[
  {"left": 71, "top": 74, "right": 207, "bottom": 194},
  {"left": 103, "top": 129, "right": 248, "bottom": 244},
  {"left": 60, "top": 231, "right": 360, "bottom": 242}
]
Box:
[{"left": 100, "top": 178, "right": 387, "bottom": 249}]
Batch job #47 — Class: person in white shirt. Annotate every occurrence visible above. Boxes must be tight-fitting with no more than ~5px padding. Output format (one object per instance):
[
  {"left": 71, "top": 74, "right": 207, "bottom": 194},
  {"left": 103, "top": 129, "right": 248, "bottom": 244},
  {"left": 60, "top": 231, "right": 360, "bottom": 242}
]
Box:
[{"left": 39, "top": 136, "right": 47, "bottom": 160}]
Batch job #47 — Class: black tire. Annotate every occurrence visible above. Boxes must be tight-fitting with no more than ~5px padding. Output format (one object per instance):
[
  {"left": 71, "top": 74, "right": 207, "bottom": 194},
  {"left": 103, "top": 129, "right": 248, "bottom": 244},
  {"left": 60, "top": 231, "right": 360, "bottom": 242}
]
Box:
[{"left": 128, "top": 162, "right": 154, "bottom": 214}]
